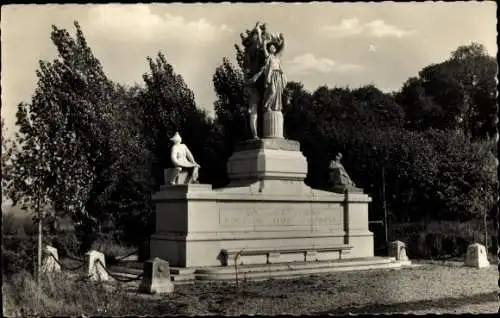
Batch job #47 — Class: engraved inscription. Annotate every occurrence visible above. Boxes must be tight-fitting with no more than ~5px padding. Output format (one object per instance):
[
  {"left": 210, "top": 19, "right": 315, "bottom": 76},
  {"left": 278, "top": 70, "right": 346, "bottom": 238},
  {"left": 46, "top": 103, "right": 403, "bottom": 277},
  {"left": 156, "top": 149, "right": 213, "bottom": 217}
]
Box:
[
  {"left": 254, "top": 207, "right": 308, "bottom": 227},
  {"left": 219, "top": 204, "right": 343, "bottom": 228},
  {"left": 311, "top": 205, "right": 342, "bottom": 225},
  {"left": 219, "top": 208, "right": 255, "bottom": 226}
]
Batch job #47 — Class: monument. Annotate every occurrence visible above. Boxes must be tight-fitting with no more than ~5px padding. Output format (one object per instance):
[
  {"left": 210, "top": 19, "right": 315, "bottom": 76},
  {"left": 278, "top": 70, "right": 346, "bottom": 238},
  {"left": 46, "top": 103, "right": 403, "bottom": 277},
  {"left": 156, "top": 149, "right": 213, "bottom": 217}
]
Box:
[{"left": 149, "top": 22, "right": 408, "bottom": 281}]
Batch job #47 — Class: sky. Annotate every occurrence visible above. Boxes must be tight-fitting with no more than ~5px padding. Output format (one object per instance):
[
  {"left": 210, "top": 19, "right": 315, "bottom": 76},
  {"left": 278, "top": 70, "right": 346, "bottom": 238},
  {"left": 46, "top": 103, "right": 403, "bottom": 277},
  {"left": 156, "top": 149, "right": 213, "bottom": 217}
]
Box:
[{"left": 1, "top": 2, "right": 497, "bottom": 141}]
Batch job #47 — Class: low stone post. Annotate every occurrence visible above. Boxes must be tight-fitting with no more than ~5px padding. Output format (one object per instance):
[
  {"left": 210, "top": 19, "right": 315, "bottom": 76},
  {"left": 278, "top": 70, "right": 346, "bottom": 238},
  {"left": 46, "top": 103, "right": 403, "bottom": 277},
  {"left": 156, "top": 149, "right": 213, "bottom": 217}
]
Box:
[
  {"left": 138, "top": 257, "right": 174, "bottom": 294},
  {"left": 41, "top": 245, "right": 61, "bottom": 274},
  {"left": 465, "top": 243, "right": 490, "bottom": 268},
  {"left": 85, "top": 250, "right": 109, "bottom": 281},
  {"left": 388, "top": 240, "right": 409, "bottom": 261}
]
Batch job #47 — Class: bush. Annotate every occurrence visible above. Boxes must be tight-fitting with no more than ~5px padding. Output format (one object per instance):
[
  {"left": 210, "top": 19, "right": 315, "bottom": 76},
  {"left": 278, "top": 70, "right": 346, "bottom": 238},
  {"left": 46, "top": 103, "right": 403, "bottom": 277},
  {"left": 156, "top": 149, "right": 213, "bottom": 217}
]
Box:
[
  {"left": 2, "top": 234, "right": 37, "bottom": 277},
  {"left": 2, "top": 270, "right": 150, "bottom": 316},
  {"left": 2, "top": 212, "right": 25, "bottom": 235},
  {"left": 90, "top": 233, "right": 137, "bottom": 265},
  {"left": 389, "top": 220, "right": 494, "bottom": 259},
  {"left": 46, "top": 231, "right": 81, "bottom": 259}
]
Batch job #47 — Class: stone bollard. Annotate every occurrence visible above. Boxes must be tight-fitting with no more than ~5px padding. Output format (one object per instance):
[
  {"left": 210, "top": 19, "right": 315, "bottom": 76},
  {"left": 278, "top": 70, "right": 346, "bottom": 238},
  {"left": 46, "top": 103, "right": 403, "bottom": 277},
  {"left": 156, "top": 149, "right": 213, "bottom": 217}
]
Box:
[
  {"left": 85, "top": 250, "right": 109, "bottom": 281},
  {"left": 138, "top": 257, "right": 174, "bottom": 294},
  {"left": 465, "top": 243, "right": 490, "bottom": 268},
  {"left": 389, "top": 240, "right": 409, "bottom": 261},
  {"left": 41, "top": 245, "right": 61, "bottom": 274}
]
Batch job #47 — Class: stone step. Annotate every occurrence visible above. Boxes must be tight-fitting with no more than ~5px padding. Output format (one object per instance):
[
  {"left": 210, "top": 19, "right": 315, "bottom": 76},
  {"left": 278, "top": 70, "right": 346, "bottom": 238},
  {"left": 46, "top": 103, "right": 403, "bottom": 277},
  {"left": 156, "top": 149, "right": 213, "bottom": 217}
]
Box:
[
  {"left": 196, "top": 263, "right": 404, "bottom": 283},
  {"left": 109, "top": 265, "right": 193, "bottom": 285},
  {"left": 170, "top": 267, "right": 197, "bottom": 275},
  {"left": 194, "top": 258, "right": 404, "bottom": 281},
  {"left": 171, "top": 274, "right": 196, "bottom": 282},
  {"left": 109, "top": 257, "right": 410, "bottom": 283},
  {"left": 195, "top": 257, "right": 396, "bottom": 275}
]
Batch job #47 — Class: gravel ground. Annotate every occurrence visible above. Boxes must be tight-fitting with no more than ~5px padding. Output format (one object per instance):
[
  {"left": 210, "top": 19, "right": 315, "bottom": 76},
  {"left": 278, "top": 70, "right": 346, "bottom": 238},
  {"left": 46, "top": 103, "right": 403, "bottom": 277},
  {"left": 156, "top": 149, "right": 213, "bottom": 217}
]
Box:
[{"left": 121, "top": 263, "right": 499, "bottom": 315}]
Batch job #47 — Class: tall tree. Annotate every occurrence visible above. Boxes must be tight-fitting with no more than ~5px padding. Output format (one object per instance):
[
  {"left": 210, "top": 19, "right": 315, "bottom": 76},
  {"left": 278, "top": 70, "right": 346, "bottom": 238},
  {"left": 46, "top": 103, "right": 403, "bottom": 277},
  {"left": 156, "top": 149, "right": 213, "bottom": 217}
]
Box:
[
  {"left": 396, "top": 42, "right": 496, "bottom": 139},
  {"left": 4, "top": 21, "right": 125, "bottom": 252},
  {"left": 141, "top": 52, "right": 214, "bottom": 188},
  {"left": 213, "top": 57, "right": 248, "bottom": 141},
  {"left": 210, "top": 58, "right": 248, "bottom": 187},
  {"left": 1, "top": 118, "right": 14, "bottom": 192}
]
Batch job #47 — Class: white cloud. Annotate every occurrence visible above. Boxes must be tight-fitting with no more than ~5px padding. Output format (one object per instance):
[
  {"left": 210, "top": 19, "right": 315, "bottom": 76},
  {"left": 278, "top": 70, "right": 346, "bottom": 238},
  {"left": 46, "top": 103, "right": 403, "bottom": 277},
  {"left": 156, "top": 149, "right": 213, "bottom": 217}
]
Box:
[
  {"left": 287, "top": 53, "right": 363, "bottom": 74},
  {"left": 322, "top": 18, "right": 416, "bottom": 38},
  {"left": 365, "top": 20, "right": 416, "bottom": 38},
  {"left": 321, "top": 18, "right": 364, "bottom": 37},
  {"left": 368, "top": 44, "right": 377, "bottom": 52},
  {"left": 86, "top": 4, "right": 232, "bottom": 44}
]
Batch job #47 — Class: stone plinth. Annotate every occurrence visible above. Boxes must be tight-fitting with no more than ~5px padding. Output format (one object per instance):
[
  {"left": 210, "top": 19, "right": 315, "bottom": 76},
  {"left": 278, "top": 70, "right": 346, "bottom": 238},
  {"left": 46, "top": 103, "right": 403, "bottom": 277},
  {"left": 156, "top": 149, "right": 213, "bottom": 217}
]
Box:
[
  {"left": 263, "top": 110, "right": 284, "bottom": 138},
  {"left": 226, "top": 139, "right": 307, "bottom": 183},
  {"left": 465, "top": 243, "right": 490, "bottom": 268},
  {"left": 150, "top": 184, "right": 373, "bottom": 268},
  {"left": 138, "top": 258, "right": 174, "bottom": 294}
]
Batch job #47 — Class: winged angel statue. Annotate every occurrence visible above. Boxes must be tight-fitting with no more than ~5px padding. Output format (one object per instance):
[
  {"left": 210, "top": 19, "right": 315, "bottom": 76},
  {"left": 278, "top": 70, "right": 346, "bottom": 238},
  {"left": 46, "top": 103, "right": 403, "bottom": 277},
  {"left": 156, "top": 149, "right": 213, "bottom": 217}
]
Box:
[{"left": 239, "top": 22, "right": 287, "bottom": 139}]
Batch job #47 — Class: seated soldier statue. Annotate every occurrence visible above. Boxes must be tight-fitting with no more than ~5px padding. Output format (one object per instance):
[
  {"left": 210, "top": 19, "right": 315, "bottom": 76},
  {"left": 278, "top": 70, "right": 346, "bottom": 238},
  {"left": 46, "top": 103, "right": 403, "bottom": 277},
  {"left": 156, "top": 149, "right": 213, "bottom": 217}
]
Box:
[
  {"left": 328, "top": 152, "right": 360, "bottom": 192},
  {"left": 164, "top": 132, "right": 200, "bottom": 185}
]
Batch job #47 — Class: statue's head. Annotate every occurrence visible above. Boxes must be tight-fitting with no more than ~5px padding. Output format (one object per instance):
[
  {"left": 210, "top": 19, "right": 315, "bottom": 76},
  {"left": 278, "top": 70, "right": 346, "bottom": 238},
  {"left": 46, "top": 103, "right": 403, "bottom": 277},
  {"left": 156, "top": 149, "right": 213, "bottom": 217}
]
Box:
[
  {"left": 266, "top": 36, "right": 284, "bottom": 55},
  {"left": 170, "top": 132, "right": 182, "bottom": 145},
  {"left": 335, "top": 153, "right": 343, "bottom": 161},
  {"left": 268, "top": 44, "right": 277, "bottom": 54}
]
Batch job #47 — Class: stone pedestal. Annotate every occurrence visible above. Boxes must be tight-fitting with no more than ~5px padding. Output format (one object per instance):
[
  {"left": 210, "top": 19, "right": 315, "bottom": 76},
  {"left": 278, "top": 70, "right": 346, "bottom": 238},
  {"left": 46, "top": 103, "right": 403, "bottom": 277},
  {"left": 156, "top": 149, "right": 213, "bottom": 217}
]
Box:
[
  {"left": 226, "top": 138, "right": 307, "bottom": 183},
  {"left": 150, "top": 138, "right": 374, "bottom": 269},
  {"left": 263, "top": 110, "right": 284, "bottom": 139}
]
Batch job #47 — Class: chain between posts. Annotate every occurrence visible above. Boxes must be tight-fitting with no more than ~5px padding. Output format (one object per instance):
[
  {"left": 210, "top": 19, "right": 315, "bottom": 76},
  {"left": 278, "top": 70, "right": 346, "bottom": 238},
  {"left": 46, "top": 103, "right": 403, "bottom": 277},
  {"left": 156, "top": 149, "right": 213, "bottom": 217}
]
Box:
[
  {"left": 94, "top": 259, "right": 143, "bottom": 283},
  {"left": 43, "top": 251, "right": 144, "bottom": 283},
  {"left": 44, "top": 251, "right": 85, "bottom": 271}
]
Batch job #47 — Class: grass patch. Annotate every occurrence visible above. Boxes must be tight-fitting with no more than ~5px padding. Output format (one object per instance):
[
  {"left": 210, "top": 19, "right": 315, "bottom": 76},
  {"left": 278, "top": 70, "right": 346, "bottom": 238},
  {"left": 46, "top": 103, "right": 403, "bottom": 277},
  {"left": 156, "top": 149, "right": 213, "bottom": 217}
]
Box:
[{"left": 2, "top": 270, "right": 151, "bottom": 316}]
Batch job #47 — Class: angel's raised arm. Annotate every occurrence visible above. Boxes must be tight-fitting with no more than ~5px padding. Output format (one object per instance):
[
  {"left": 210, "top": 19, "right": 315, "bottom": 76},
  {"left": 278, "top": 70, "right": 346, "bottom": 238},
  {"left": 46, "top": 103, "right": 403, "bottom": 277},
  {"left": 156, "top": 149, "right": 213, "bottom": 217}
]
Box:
[
  {"left": 278, "top": 33, "right": 286, "bottom": 55},
  {"left": 262, "top": 38, "right": 270, "bottom": 57}
]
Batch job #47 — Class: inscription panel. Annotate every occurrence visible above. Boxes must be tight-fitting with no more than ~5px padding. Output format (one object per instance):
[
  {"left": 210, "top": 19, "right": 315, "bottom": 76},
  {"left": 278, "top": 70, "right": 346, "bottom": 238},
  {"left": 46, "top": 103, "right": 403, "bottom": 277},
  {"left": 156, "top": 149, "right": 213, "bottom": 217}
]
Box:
[
  {"left": 218, "top": 203, "right": 344, "bottom": 232},
  {"left": 254, "top": 206, "right": 309, "bottom": 227},
  {"left": 219, "top": 208, "right": 254, "bottom": 227}
]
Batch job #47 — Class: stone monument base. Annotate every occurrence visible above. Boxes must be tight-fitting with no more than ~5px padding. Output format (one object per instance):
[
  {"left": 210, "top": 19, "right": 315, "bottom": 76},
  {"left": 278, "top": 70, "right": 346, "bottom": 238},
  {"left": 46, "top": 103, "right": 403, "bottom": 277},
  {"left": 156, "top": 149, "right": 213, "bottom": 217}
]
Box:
[
  {"left": 150, "top": 183, "right": 374, "bottom": 268},
  {"left": 150, "top": 139, "right": 376, "bottom": 271}
]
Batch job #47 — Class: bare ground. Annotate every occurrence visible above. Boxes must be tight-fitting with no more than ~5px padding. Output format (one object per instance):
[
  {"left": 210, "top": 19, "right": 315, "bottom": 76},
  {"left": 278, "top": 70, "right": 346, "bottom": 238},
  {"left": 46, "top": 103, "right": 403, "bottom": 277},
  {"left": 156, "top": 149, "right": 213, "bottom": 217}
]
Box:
[{"left": 117, "top": 263, "right": 499, "bottom": 315}]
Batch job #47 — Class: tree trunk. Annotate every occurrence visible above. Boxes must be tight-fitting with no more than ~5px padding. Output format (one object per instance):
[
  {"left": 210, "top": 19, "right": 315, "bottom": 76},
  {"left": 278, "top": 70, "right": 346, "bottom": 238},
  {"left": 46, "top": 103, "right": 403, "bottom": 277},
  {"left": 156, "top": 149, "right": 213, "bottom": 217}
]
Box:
[{"left": 37, "top": 200, "right": 42, "bottom": 284}]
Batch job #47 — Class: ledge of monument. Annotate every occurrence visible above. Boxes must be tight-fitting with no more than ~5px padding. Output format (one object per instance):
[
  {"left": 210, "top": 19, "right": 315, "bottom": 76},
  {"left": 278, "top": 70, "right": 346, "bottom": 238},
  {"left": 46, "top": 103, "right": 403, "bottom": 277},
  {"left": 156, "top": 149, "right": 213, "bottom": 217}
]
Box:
[
  {"left": 234, "top": 138, "right": 300, "bottom": 152},
  {"left": 156, "top": 183, "right": 213, "bottom": 194},
  {"left": 330, "top": 185, "right": 364, "bottom": 193}
]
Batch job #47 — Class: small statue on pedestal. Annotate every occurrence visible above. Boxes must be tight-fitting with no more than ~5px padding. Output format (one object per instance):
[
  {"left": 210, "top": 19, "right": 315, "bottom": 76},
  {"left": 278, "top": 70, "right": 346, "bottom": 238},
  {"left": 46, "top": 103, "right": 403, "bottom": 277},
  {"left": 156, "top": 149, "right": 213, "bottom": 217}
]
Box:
[
  {"left": 164, "top": 132, "right": 200, "bottom": 185},
  {"left": 328, "top": 153, "right": 360, "bottom": 192}
]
